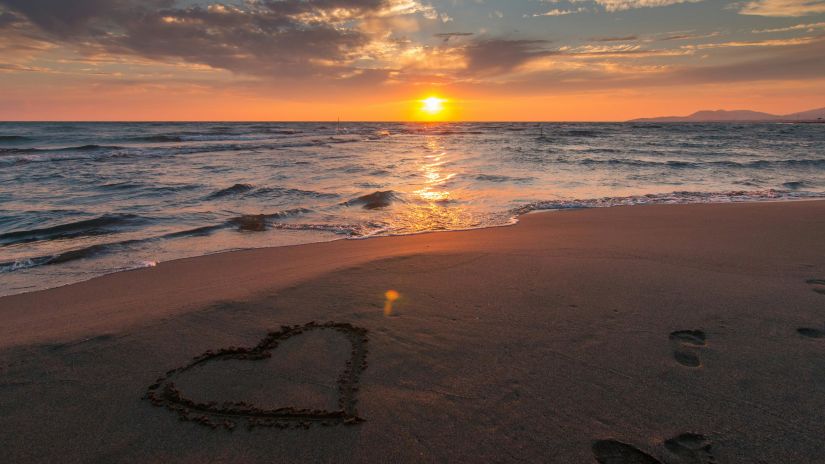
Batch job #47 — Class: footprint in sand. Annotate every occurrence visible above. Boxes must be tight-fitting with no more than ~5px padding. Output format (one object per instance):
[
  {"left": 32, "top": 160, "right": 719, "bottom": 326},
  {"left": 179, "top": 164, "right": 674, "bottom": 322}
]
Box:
[
  {"left": 593, "top": 434, "right": 716, "bottom": 464},
  {"left": 807, "top": 279, "right": 825, "bottom": 295},
  {"left": 669, "top": 330, "right": 706, "bottom": 368},
  {"left": 798, "top": 325, "right": 825, "bottom": 339}
]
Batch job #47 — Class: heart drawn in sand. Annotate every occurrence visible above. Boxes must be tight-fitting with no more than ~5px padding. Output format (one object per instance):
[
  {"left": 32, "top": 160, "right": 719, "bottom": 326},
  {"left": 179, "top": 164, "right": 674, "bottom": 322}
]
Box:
[{"left": 144, "top": 322, "right": 369, "bottom": 430}]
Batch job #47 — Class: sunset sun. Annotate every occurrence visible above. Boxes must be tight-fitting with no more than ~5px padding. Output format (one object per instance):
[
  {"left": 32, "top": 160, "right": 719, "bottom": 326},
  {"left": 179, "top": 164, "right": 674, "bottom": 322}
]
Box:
[
  {"left": 416, "top": 96, "right": 452, "bottom": 121},
  {"left": 421, "top": 97, "right": 446, "bottom": 114}
]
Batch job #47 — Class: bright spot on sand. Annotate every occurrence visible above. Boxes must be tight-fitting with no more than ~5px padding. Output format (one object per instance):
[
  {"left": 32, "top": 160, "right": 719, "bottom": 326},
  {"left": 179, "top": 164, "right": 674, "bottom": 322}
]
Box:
[
  {"left": 384, "top": 289, "right": 400, "bottom": 316},
  {"left": 421, "top": 97, "right": 445, "bottom": 114}
]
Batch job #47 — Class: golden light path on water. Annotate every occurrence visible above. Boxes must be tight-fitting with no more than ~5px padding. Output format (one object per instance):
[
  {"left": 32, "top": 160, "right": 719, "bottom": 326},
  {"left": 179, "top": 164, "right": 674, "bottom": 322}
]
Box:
[
  {"left": 416, "top": 137, "right": 454, "bottom": 202},
  {"left": 386, "top": 134, "right": 478, "bottom": 234}
]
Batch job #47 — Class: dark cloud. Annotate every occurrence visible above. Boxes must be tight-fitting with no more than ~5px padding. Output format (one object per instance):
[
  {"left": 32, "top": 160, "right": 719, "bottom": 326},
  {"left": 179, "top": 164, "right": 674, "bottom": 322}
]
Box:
[
  {"left": 0, "top": 0, "right": 171, "bottom": 36},
  {"left": 0, "top": 0, "right": 406, "bottom": 78},
  {"left": 0, "top": 9, "right": 22, "bottom": 28},
  {"left": 463, "top": 39, "right": 556, "bottom": 74},
  {"left": 435, "top": 31, "right": 473, "bottom": 43}
]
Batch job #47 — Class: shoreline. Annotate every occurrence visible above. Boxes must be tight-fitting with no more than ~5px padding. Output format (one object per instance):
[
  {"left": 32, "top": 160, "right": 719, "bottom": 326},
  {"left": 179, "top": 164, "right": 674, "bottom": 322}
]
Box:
[
  {"left": 1, "top": 199, "right": 825, "bottom": 462},
  {"left": 1, "top": 198, "right": 823, "bottom": 348},
  {"left": 3, "top": 191, "right": 822, "bottom": 300}
]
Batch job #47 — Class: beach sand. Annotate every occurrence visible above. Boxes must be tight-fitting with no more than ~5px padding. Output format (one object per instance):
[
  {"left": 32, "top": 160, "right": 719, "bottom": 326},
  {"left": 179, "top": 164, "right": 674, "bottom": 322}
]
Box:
[{"left": 1, "top": 201, "right": 824, "bottom": 463}]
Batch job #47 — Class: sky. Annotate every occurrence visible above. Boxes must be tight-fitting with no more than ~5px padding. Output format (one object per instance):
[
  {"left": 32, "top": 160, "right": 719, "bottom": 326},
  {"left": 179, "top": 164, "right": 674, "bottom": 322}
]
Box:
[{"left": 0, "top": 0, "right": 823, "bottom": 121}]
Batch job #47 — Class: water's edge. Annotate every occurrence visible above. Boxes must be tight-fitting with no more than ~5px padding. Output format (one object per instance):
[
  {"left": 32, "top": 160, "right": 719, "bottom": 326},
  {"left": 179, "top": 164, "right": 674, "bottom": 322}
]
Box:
[{"left": 3, "top": 195, "right": 821, "bottom": 299}]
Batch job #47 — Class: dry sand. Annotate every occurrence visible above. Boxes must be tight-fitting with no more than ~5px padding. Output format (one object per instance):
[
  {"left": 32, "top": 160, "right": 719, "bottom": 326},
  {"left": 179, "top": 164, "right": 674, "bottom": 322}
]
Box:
[{"left": 1, "top": 201, "right": 825, "bottom": 463}]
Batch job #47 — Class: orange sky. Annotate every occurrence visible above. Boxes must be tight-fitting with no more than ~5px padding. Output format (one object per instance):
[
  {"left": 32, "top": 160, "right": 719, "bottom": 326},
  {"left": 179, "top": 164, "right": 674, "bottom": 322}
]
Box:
[{"left": 1, "top": 0, "right": 824, "bottom": 121}]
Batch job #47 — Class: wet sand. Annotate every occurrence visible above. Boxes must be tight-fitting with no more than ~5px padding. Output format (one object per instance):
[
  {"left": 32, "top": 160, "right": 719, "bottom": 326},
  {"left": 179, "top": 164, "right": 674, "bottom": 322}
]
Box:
[{"left": 1, "top": 201, "right": 825, "bottom": 463}]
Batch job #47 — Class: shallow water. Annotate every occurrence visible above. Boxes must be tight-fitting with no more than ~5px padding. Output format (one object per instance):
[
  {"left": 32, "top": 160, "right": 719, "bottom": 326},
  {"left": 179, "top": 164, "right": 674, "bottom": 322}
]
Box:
[{"left": 1, "top": 121, "right": 823, "bottom": 295}]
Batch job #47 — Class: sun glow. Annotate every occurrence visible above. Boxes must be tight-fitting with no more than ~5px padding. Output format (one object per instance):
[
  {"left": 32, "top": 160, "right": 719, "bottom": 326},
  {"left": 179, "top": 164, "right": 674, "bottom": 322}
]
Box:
[
  {"left": 414, "top": 96, "right": 453, "bottom": 121},
  {"left": 422, "top": 97, "right": 445, "bottom": 114}
]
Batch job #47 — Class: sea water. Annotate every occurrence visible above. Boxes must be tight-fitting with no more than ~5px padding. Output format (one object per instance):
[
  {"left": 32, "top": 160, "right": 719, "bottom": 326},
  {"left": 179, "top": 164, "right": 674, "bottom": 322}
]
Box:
[{"left": 1, "top": 121, "right": 823, "bottom": 295}]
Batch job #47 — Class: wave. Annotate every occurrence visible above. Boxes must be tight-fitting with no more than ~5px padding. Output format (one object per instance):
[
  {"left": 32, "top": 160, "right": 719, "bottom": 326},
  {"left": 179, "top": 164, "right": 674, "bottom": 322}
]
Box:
[
  {"left": 256, "top": 128, "right": 303, "bottom": 135},
  {"left": 160, "top": 225, "right": 226, "bottom": 239},
  {"left": 206, "top": 183, "right": 338, "bottom": 200},
  {"left": 3, "top": 187, "right": 824, "bottom": 278},
  {"left": 95, "top": 182, "right": 200, "bottom": 196},
  {"left": 68, "top": 144, "right": 122, "bottom": 151},
  {"left": 270, "top": 222, "right": 370, "bottom": 236},
  {"left": 206, "top": 183, "right": 255, "bottom": 199},
  {"left": 97, "top": 181, "right": 145, "bottom": 191},
  {"left": 344, "top": 191, "right": 402, "bottom": 210},
  {"left": 0, "top": 207, "right": 314, "bottom": 273},
  {"left": 227, "top": 207, "right": 313, "bottom": 232},
  {"left": 252, "top": 187, "right": 335, "bottom": 200},
  {"left": 262, "top": 207, "right": 313, "bottom": 219},
  {"left": 408, "top": 129, "right": 485, "bottom": 135},
  {"left": 138, "top": 129, "right": 301, "bottom": 142},
  {"left": 557, "top": 130, "right": 602, "bottom": 137},
  {"left": 0, "top": 137, "right": 368, "bottom": 166},
  {"left": 0, "top": 213, "right": 147, "bottom": 247},
  {"left": 569, "top": 158, "right": 825, "bottom": 169},
  {"left": 0, "top": 135, "right": 31, "bottom": 142},
  {"left": 0, "top": 144, "right": 124, "bottom": 156},
  {"left": 514, "top": 189, "right": 825, "bottom": 215},
  {"left": 0, "top": 147, "right": 37, "bottom": 155},
  {"left": 0, "top": 238, "right": 143, "bottom": 272},
  {"left": 476, "top": 174, "right": 534, "bottom": 183},
  {"left": 130, "top": 135, "right": 185, "bottom": 143},
  {"left": 782, "top": 181, "right": 806, "bottom": 190}
]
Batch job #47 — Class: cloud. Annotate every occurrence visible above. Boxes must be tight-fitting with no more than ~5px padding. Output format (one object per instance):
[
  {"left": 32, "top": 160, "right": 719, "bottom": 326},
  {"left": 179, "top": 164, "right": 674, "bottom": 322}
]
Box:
[
  {"left": 533, "top": 7, "right": 588, "bottom": 16},
  {"left": 463, "top": 39, "right": 556, "bottom": 74},
  {"left": 0, "top": 0, "right": 444, "bottom": 80},
  {"left": 589, "top": 35, "right": 639, "bottom": 41},
  {"left": 752, "top": 21, "right": 825, "bottom": 33},
  {"left": 0, "top": 9, "right": 21, "bottom": 27},
  {"left": 555, "top": 43, "right": 691, "bottom": 58},
  {"left": 0, "top": 62, "right": 51, "bottom": 73},
  {"left": 435, "top": 31, "right": 474, "bottom": 43},
  {"left": 460, "top": 35, "right": 825, "bottom": 99},
  {"left": 738, "top": 0, "right": 825, "bottom": 17},
  {"left": 592, "top": 0, "right": 704, "bottom": 12},
  {"left": 1, "top": 0, "right": 823, "bottom": 103},
  {"left": 659, "top": 31, "right": 720, "bottom": 40},
  {"left": 678, "top": 37, "right": 825, "bottom": 82},
  {"left": 0, "top": 0, "right": 171, "bottom": 36},
  {"left": 683, "top": 35, "right": 822, "bottom": 49},
  {"left": 531, "top": 0, "right": 703, "bottom": 16}
]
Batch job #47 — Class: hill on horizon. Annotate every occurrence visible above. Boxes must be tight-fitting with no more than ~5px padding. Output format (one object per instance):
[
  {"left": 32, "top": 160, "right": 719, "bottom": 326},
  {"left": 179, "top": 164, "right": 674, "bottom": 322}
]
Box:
[{"left": 630, "top": 107, "right": 825, "bottom": 122}]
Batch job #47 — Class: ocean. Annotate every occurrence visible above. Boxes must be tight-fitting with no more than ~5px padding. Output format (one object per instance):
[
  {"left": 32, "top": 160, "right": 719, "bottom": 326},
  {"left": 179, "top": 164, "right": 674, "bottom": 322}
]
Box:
[{"left": 1, "top": 121, "right": 823, "bottom": 296}]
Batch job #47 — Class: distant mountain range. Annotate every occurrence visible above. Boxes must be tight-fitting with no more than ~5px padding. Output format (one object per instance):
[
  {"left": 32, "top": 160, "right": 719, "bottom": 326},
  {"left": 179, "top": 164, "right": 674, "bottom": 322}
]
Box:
[{"left": 630, "top": 107, "right": 825, "bottom": 122}]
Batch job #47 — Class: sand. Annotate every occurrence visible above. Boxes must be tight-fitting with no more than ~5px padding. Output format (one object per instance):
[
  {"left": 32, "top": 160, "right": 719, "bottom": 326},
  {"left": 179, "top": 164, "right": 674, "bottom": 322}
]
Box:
[{"left": 1, "top": 201, "right": 825, "bottom": 463}]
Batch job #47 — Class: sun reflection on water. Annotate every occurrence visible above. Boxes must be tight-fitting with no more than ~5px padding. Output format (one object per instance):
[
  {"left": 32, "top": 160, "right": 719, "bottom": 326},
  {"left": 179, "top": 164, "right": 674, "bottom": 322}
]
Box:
[
  {"left": 387, "top": 134, "right": 477, "bottom": 233},
  {"left": 414, "top": 137, "right": 454, "bottom": 202}
]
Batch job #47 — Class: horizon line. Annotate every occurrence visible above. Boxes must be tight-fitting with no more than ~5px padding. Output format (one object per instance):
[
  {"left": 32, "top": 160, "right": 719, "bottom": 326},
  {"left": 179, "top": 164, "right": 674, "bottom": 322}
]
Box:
[{"left": 0, "top": 119, "right": 822, "bottom": 124}]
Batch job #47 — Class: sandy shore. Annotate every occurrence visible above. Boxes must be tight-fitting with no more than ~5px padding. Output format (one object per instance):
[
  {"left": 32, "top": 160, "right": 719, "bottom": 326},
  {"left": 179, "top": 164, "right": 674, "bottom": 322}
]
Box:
[{"left": 1, "top": 201, "right": 825, "bottom": 463}]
